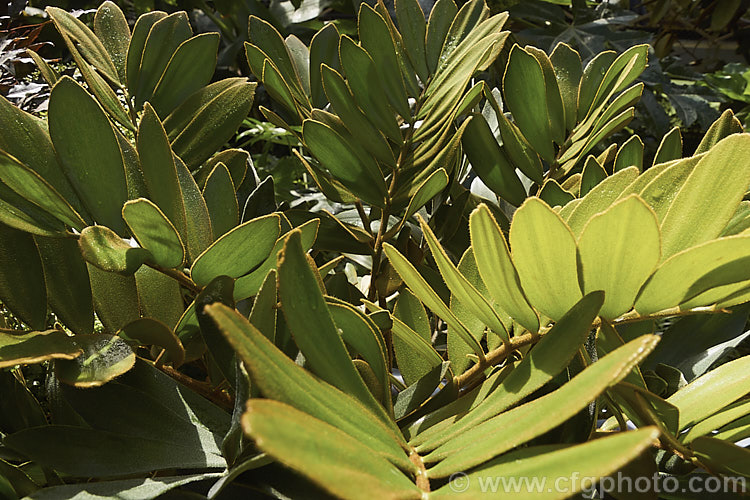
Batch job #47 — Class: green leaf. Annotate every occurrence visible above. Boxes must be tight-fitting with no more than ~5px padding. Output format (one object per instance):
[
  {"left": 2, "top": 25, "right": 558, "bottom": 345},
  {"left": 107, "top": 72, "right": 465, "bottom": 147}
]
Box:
[
  {"left": 135, "top": 266, "right": 183, "bottom": 329},
  {"left": 578, "top": 195, "right": 660, "bottom": 319},
  {"left": 411, "top": 291, "right": 604, "bottom": 449},
  {"left": 396, "top": 169, "right": 449, "bottom": 227},
  {"left": 695, "top": 109, "right": 743, "bottom": 155},
  {"left": 126, "top": 11, "right": 167, "bottom": 92},
  {"left": 248, "top": 16, "right": 306, "bottom": 104},
  {"left": 233, "top": 219, "right": 319, "bottom": 300},
  {"left": 242, "top": 400, "right": 420, "bottom": 498},
  {"left": 683, "top": 398, "right": 750, "bottom": 443},
  {"left": 195, "top": 276, "right": 237, "bottom": 388},
  {"left": 203, "top": 149, "right": 248, "bottom": 189},
  {"left": 328, "top": 300, "right": 389, "bottom": 406},
  {"left": 503, "top": 45, "right": 555, "bottom": 162},
  {"left": 48, "top": 77, "right": 129, "bottom": 234},
  {"left": 588, "top": 44, "right": 649, "bottom": 118},
  {"left": 35, "top": 236, "right": 93, "bottom": 335},
  {"left": 0, "top": 93, "right": 83, "bottom": 216},
  {"left": 134, "top": 12, "right": 193, "bottom": 108},
  {"left": 469, "top": 204, "right": 539, "bottom": 332},
  {"left": 420, "top": 216, "right": 509, "bottom": 345},
  {"left": 78, "top": 225, "right": 150, "bottom": 275},
  {"left": 26, "top": 48, "right": 59, "bottom": 85},
  {"left": 302, "top": 119, "right": 388, "bottom": 207},
  {"left": 539, "top": 179, "right": 574, "bottom": 207},
  {"left": 660, "top": 134, "right": 750, "bottom": 259},
  {"left": 123, "top": 198, "right": 184, "bottom": 269},
  {"left": 175, "top": 155, "right": 213, "bottom": 263},
  {"left": 638, "top": 153, "right": 700, "bottom": 222},
  {"left": 54, "top": 334, "right": 136, "bottom": 387},
  {"left": 166, "top": 79, "right": 257, "bottom": 170},
  {"left": 260, "top": 57, "right": 299, "bottom": 117},
  {"left": 117, "top": 130, "right": 148, "bottom": 200},
  {"left": 396, "top": 0, "right": 429, "bottom": 82},
  {"left": 431, "top": 428, "right": 659, "bottom": 498},
  {"left": 494, "top": 99, "right": 544, "bottom": 184},
  {"left": 667, "top": 354, "right": 750, "bottom": 430},
  {"left": 174, "top": 302, "right": 204, "bottom": 362},
  {"left": 579, "top": 156, "right": 608, "bottom": 196},
  {"left": 4, "top": 425, "right": 222, "bottom": 477},
  {"left": 510, "top": 197, "right": 581, "bottom": 320},
  {"left": 565, "top": 166, "right": 640, "bottom": 235},
  {"left": 94, "top": 2, "right": 130, "bottom": 83},
  {"left": 0, "top": 151, "right": 86, "bottom": 230},
  {"left": 285, "top": 34, "right": 311, "bottom": 97},
  {"left": 615, "top": 135, "right": 644, "bottom": 172},
  {"left": 88, "top": 264, "right": 139, "bottom": 333},
  {"left": 321, "top": 65, "right": 396, "bottom": 168},
  {"left": 394, "top": 362, "right": 451, "bottom": 420},
  {"left": 0, "top": 225, "right": 47, "bottom": 329},
  {"left": 358, "top": 4, "right": 411, "bottom": 119},
  {"left": 439, "top": 0, "right": 489, "bottom": 64},
  {"left": 634, "top": 237, "right": 750, "bottom": 315},
  {"left": 526, "top": 46, "right": 566, "bottom": 145},
  {"left": 393, "top": 288, "right": 437, "bottom": 386},
  {"left": 550, "top": 42, "right": 582, "bottom": 132},
  {"left": 248, "top": 269, "right": 277, "bottom": 342},
  {"left": 150, "top": 33, "right": 220, "bottom": 117},
  {"left": 576, "top": 50, "right": 617, "bottom": 122},
  {"left": 653, "top": 126, "right": 683, "bottom": 165},
  {"left": 28, "top": 474, "right": 221, "bottom": 500},
  {"left": 60, "top": 22, "right": 133, "bottom": 131},
  {"left": 425, "top": 0, "right": 458, "bottom": 75},
  {"left": 190, "top": 214, "right": 279, "bottom": 286},
  {"left": 309, "top": 23, "right": 340, "bottom": 109},
  {"left": 202, "top": 163, "right": 239, "bottom": 240},
  {"left": 692, "top": 437, "right": 750, "bottom": 478},
  {"left": 338, "top": 36, "right": 402, "bottom": 143},
  {"left": 118, "top": 317, "right": 184, "bottom": 366},
  {"left": 723, "top": 201, "right": 750, "bottom": 237},
  {"left": 425, "top": 335, "right": 659, "bottom": 476},
  {"left": 205, "top": 303, "right": 411, "bottom": 464},
  {"left": 0, "top": 330, "right": 82, "bottom": 368},
  {"left": 384, "top": 243, "right": 486, "bottom": 362},
  {"left": 278, "top": 231, "right": 386, "bottom": 416},
  {"left": 448, "top": 248, "right": 507, "bottom": 373},
  {"left": 462, "top": 113, "right": 526, "bottom": 206},
  {"left": 46, "top": 6, "right": 119, "bottom": 84}
]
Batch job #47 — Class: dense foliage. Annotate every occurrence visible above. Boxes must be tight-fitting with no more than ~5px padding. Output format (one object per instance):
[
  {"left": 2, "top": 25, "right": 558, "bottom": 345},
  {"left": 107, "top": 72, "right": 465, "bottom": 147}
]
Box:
[{"left": 1, "top": 1, "right": 750, "bottom": 498}]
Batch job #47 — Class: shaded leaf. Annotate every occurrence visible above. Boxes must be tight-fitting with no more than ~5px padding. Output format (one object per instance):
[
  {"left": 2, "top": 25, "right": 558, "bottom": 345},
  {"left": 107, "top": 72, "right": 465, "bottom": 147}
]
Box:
[
  {"left": 54, "top": 334, "right": 135, "bottom": 387},
  {"left": 0, "top": 329, "right": 81, "bottom": 368},
  {"left": 48, "top": 77, "right": 128, "bottom": 234},
  {"left": 123, "top": 198, "right": 184, "bottom": 269}
]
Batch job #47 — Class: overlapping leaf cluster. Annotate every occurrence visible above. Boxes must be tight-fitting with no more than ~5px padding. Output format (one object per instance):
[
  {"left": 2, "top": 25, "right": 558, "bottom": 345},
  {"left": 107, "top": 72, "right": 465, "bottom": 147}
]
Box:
[{"left": 1, "top": 1, "right": 750, "bottom": 498}]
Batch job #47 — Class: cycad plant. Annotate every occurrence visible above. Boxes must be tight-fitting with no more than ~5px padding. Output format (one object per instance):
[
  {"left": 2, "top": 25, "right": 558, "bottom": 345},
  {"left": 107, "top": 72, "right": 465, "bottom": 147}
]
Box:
[{"left": 1, "top": 0, "right": 750, "bottom": 498}]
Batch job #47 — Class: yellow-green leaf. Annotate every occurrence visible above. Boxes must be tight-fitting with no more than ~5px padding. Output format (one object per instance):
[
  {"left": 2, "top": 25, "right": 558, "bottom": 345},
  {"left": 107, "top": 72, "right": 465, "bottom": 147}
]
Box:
[
  {"left": 578, "top": 195, "right": 660, "bottom": 319},
  {"left": 469, "top": 204, "right": 539, "bottom": 332},
  {"left": 384, "top": 243, "right": 486, "bottom": 362},
  {"left": 510, "top": 198, "right": 581, "bottom": 320},
  {"left": 242, "top": 400, "right": 420, "bottom": 498},
  {"left": 660, "top": 133, "right": 750, "bottom": 259}
]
